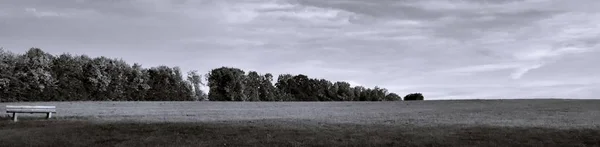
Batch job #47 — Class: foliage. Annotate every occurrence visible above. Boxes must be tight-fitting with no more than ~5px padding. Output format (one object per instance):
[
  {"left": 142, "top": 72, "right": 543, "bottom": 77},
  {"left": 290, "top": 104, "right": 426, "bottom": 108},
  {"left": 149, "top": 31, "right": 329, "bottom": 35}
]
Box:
[
  {"left": 0, "top": 48, "right": 406, "bottom": 102},
  {"left": 404, "top": 93, "right": 424, "bottom": 101},
  {"left": 0, "top": 48, "right": 199, "bottom": 102},
  {"left": 207, "top": 67, "right": 403, "bottom": 101},
  {"left": 206, "top": 67, "right": 246, "bottom": 101},
  {"left": 187, "top": 70, "right": 207, "bottom": 101}
]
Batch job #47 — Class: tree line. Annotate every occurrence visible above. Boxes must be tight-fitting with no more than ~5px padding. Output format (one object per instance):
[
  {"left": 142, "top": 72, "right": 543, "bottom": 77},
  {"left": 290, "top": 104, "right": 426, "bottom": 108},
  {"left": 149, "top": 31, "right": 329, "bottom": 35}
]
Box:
[
  {"left": 0, "top": 48, "right": 414, "bottom": 102},
  {"left": 207, "top": 67, "right": 402, "bottom": 101}
]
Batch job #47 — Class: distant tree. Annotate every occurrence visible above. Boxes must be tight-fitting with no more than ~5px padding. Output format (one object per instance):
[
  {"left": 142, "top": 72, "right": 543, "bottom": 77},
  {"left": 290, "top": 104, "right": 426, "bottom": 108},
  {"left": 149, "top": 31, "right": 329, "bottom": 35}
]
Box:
[
  {"left": 370, "top": 86, "right": 387, "bottom": 101},
  {"left": 315, "top": 79, "right": 333, "bottom": 101},
  {"left": 50, "top": 53, "right": 89, "bottom": 101},
  {"left": 207, "top": 67, "right": 247, "bottom": 101},
  {"left": 360, "top": 87, "right": 371, "bottom": 101},
  {"left": 353, "top": 86, "right": 366, "bottom": 101},
  {"left": 275, "top": 74, "right": 294, "bottom": 101},
  {"left": 385, "top": 93, "right": 402, "bottom": 101},
  {"left": 123, "top": 63, "right": 150, "bottom": 101},
  {"left": 0, "top": 48, "right": 18, "bottom": 102},
  {"left": 258, "top": 73, "right": 276, "bottom": 101},
  {"left": 82, "top": 56, "right": 115, "bottom": 100},
  {"left": 244, "top": 71, "right": 261, "bottom": 101},
  {"left": 288, "top": 74, "right": 314, "bottom": 101},
  {"left": 145, "top": 66, "right": 194, "bottom": 101},
  {"left": 14, "top": 48, "right": 56, "bottom": 101},
  {"left": 0, "top": 48, "right": 404, "bottom": 102},
  {"left": 187, "top": 70, "right": 207, "bottom": 101},
  {"left": 104, "top": 59, "right": 130, "bottom": 101},
  {"left": 404, "top": 93, "right": 424, "bottom": 101}
]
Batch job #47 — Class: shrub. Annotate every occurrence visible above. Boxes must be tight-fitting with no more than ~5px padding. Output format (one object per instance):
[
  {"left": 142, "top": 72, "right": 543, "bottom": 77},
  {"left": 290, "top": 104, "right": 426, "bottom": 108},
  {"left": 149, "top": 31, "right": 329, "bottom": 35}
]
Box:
[{"left": 404, "top": 93, "right": 424, "bottom": 101}]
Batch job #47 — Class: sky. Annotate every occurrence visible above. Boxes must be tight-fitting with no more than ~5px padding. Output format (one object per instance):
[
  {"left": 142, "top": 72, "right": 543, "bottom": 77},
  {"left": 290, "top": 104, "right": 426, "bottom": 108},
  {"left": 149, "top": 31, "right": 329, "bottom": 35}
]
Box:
[{"left": 1, "top": 0, "right": 599, "bottom": 99}]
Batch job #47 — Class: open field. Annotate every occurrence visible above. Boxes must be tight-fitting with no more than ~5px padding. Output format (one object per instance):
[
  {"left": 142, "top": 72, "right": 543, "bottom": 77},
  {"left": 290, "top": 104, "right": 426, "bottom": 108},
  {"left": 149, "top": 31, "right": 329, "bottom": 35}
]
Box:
[
  {"left": 1, "top": 100, "right": 600, "bottom": 146},
  {"left": 2, "top": 99, "right": 600, "bottom": 128}
]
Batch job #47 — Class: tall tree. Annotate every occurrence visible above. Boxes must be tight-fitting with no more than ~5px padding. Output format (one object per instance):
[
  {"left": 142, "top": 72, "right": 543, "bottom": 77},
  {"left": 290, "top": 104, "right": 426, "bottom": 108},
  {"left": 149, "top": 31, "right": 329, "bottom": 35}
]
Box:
[
  {"left": 13, "top": 48, "right": 56, "bottom": 101},
  {"left": 244, "top": 71, "right": 261, "bottom": 101},
  {"left": 207, "top": 67, "right": 247, "bottom": 101},
  {"left": 334, "top": 81, "right": 352, "bottom": 101},
  {"left": 125, "top": 63, "right": 150, "bottom": 101},
  {"left": 315, "top": 79, "right": 333, "bottom": 101},
  {"left": 258, "top": 73, "right": 276, "bottom": 101},
  {"left": 105, "top": 59, "right": 129, "bottom": 101},
  {"left": 187, "top": 70, "right": 207, "bottom": 101},
  {"left": 82, "top": 56, "right": 113, "bottom": 100},
  {"left": 275, "top": 74, "right": 294, "bottom": 101},
  {"left": 145, "top": 66, "right": 194, "bottom": 101},
  {"left": 0, "top": 48, "right": 18, "bottom": 102},
  {"left": 50, "top": 53, "right": 89, "bottom": 101},
  {"left": 172, "top": 67, "right": 195, "bottom": 101}
]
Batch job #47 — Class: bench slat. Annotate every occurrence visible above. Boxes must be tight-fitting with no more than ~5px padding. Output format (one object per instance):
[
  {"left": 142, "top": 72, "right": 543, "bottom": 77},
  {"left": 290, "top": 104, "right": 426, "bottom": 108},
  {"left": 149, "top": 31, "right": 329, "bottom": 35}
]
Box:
[
  {"left": 7, "top": 109, "right": 56, "bottom": 113},
  {"left": 6, "top": 106, "right": 56, "bottom": 109},
  {"left": 7, "top": 111, "right": 56, "bottom": 113}
]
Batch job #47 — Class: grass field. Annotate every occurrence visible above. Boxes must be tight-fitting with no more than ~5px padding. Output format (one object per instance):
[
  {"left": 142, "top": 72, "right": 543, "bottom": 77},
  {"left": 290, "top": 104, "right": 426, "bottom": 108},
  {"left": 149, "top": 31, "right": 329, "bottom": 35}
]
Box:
[{"left": 1, "top": 99, "right": 600, "bottom": 146}]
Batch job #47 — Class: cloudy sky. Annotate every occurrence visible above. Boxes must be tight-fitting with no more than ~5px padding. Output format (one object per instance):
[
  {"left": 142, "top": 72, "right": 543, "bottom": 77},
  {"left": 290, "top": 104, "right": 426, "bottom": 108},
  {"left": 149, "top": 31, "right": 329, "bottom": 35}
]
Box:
[{"left": 1, "top": 0, "right": 599, "bottom": 99}]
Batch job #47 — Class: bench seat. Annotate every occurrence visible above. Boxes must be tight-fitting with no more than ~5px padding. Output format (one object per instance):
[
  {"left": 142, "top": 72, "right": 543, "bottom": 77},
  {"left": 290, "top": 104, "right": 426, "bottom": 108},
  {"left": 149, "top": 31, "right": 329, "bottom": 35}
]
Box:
[
  {"left": 6, "top": 109, "right": 57, "bottom": 113},
  {"left": 5, "top": 105, "right": 56, "bottom": 122}
]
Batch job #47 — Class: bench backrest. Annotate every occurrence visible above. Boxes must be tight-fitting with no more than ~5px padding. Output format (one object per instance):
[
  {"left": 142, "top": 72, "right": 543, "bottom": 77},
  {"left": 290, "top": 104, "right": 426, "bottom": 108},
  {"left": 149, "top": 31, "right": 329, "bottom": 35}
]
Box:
[{"left": 6, "top": 105, "right": 56, "bottom": 113}]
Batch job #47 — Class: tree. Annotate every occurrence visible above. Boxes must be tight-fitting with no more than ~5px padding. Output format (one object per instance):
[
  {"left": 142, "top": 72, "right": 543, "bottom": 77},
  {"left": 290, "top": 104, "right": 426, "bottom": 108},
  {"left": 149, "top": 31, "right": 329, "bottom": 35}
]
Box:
[
  {"left": 13, "top": 48, "right": 56, "bottom": 101},
  {"left": 82, "top": 56, "right": 114, "bottom": 100},
  {"left": 334, "top": 81, "right": 352, "bottom": 101},
  {"left": 385, "top": 93, "right": 402, "bottom": 101},
  {"left": 50, "top": 53, "right": 89, "bottom": 101},
  {"left": 353, "top": 86, "right": 365, "bottom": 101},
  {"left": 315, "top": 79, "right": 333, "bottom": 101},
  {"left": 244, "top": 71, "right": 261, "bottom": 101},
  {"left": 404, "top": 93, "right": 424, "bottom": 101},
  {"left": 187, "top": 70, "right": 207, "bottom": 101},
  {"left": 0, "top": 48, "right": 18, "bottom": 102},
  {"left": 104, "top": 59, "right": 130, "bottom": 101},
  {"left": 369, "top": 86, "right": 387, "bottom": 101},
  {"left": 288, "top": 74, "right": 313, "bottom": 101},
  {"left": 258, "top": 73, "right": 276, "bottom": 101},
  {"left": 1, "top": 48, "right": 404, "bottom": 102},
  {"left": 145, "top": 66, "right": 194, "bottom": 101},
  {"left": 275, "top": 74, "right": 294, "bottom": 101},
  {"left": 123, "top": 63, "right": 148, "bottom": 100},
  {"left": 207, "top": 67, "right": 246, "bottom": 101}
]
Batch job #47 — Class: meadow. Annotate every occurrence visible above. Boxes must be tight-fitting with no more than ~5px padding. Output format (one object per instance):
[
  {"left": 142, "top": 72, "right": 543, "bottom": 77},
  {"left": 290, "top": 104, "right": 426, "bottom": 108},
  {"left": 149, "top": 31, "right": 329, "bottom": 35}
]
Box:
[{"left": 1, "top": 99, "right": 599, "bottom": 146}]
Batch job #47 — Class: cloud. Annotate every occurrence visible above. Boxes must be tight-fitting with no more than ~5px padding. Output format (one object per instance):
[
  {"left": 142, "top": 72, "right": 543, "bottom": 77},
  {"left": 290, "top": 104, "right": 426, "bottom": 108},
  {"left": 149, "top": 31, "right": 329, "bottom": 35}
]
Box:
[
  {"left": 215, "top": 0, "right": 362, "bottom": 26},
  {"left": 435, "top": 61, "right": 546, "bottom": 79},
  {"left": 1, "top": 0, "right": 600, "bottom": 99},
  {"left": 438, "top": 63, "right": 520, "bottom": 74},
  {"left": 22, "top": 7, "right": 97, "bottom": 18},
  {"left": 510, "top": 63, "right": 544, "bottom": 79},
  {"left": 25, "top": 8, "right": 62, "bottom": 17}
]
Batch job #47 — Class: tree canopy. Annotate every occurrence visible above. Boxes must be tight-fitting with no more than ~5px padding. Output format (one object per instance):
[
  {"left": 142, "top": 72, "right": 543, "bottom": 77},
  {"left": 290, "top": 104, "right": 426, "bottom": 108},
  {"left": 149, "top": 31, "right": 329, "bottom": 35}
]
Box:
[
  {"left": 0, "top": 48, "right": 410, "bottom": 102},
  {"left": 404, "top": 93, "right": 425, "bottom": 101}
]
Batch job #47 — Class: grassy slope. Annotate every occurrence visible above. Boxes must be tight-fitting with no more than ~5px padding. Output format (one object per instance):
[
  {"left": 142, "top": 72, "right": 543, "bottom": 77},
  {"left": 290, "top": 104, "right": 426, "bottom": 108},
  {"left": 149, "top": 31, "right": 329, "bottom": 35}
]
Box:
[{"left": 0, "top": 120, "right": 599, "bottom": 147}]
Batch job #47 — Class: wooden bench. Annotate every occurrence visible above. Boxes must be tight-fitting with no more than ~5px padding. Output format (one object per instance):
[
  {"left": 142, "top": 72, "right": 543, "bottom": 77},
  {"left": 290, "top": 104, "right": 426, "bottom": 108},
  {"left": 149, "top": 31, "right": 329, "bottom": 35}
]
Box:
[{"left": 6, "top": 105, "right": 56, "bottom": 122}]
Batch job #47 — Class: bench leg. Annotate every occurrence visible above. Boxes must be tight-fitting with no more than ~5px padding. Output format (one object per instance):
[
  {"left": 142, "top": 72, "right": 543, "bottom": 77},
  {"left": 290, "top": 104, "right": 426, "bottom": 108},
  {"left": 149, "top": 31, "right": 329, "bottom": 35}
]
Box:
[
  {"left": 12, "top": 113, "right": 17, "bottom": 122},
  {"left": 46, "top": 113, "right": 52, "bottom": 119}
]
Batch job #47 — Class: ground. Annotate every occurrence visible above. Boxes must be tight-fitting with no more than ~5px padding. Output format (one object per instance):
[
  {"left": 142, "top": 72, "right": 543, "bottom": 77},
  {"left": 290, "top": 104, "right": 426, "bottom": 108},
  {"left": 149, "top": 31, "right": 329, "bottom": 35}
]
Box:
[{"left": 1, "top": 100, "right": 599, "bottom": 146}]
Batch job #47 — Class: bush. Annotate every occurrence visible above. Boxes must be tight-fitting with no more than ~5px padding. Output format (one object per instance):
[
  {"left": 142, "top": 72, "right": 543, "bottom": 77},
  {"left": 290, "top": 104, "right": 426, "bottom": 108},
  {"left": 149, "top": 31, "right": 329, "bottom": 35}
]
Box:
[{"left": 404, "top": 93, "right": 424, "bottom": 101}]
